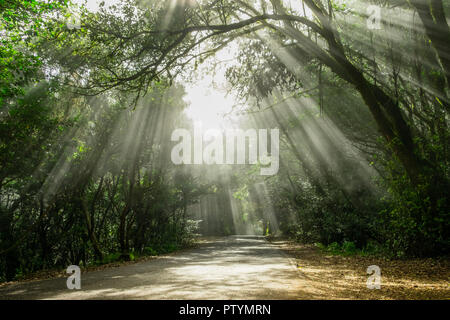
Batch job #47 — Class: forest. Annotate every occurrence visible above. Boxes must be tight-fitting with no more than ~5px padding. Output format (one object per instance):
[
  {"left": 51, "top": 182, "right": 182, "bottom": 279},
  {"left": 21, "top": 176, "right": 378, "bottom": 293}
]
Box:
[{"left": 0, "top": 0, "right": 448, "bottom": 285}]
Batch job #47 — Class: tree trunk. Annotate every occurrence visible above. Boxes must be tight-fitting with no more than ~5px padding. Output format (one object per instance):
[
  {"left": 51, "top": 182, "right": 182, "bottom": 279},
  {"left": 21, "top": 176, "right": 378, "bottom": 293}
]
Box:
[
  {"left": 119, "top": 204, "right": 130, "bottom": 259},
  {"left": 81, "top": 198, "right": 103, "bottom": 262}
]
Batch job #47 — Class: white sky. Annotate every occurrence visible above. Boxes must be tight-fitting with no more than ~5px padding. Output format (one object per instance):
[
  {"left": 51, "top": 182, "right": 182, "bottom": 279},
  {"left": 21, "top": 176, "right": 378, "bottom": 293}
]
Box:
[
  {"left": 73, "top": 0, "right": 240, "bottom": 129},
  {"left": 72, "top": 0, "right": 122, "bottom": 12},
  {"left": 183, "top": 44, "right": 239, "bottom": 130}
]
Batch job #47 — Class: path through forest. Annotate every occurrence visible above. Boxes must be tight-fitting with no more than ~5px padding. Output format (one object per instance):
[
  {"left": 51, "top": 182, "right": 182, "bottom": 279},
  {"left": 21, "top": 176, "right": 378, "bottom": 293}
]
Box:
[
  {"left": 0, "top": 236, "right": 303, "bottom": 299},
  {"left": 0, "top": 236, "right": 448, "bottom": 299}
]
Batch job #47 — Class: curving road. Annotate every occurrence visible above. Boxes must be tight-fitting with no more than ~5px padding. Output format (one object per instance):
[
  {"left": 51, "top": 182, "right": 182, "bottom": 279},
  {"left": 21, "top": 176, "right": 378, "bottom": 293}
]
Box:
[{"left": 0, "top": 236, "right": 304, "bottom": 300}]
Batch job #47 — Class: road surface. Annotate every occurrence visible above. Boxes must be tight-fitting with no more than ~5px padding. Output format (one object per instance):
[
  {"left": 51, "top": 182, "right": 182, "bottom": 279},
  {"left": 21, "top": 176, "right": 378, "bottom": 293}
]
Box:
[{"left": 0, "top": 236, "right": 304, "bottom": 300}]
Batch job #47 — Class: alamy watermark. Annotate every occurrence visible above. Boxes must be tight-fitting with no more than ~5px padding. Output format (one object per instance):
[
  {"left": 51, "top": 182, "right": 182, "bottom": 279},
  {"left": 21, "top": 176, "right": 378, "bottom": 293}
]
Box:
[
  {"left": 171, "top": 126, "right": 280, "bottom": 175},
  {"left": 366, "top": 265, "right": 381, "bottom": 289},
  {"left": 66, "top": 265, "right": 81, "bottom": 289}
]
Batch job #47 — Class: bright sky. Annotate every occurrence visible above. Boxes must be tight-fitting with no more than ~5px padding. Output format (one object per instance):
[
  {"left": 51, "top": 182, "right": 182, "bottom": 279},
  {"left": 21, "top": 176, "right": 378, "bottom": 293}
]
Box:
[
  {"left": 73, "top": 0, "right": 122, "bottom": 12},
  {"left": 73, "top": 0, "right": 240, "bottom": 130},
  {"left": 183, "top": 81, "right": 236, "bottom": 130},
  {"left": 183, "top": 44, "right": 239, "bottom": 130}
]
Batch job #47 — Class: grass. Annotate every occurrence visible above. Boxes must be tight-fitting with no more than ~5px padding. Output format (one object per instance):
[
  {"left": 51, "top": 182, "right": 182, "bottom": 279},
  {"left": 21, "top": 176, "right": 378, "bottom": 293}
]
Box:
[{"left": 314, "top": 240, "right": 386, "bottom": 257}]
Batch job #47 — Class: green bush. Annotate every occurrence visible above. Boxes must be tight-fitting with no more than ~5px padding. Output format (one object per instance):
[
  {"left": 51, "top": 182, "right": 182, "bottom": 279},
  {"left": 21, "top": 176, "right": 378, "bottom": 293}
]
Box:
[
  {"left": 143, "top": 247, "right": 158, "bottom": 256},
  {"left": 316, "top": 241, "right": 361, "bottom": 256},
  {"left": 378, "top": 168, "right": 450, "bottom": 257},
  {"left": 341, "top": 241, "right": 357, "bottom": 254},
  {"left": 327, "top": 242, "right": 341, "bottom": 254},
  {"left": 100, "top": 253, "right": 122, "bottom": 265}
]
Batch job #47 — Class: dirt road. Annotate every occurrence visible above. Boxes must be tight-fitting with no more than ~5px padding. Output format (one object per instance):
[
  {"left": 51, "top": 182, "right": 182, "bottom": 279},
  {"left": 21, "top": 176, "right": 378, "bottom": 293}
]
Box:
[
  {"left": 1, "top": 235, "right": 447, "bottom": 300},
  {"left": 0, "top": 236, "right": 303, "bottom": 300}
]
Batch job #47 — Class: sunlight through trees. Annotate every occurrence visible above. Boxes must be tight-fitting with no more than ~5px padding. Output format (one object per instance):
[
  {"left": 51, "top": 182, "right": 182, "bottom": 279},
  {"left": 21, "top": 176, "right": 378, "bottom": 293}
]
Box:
[{"left": 0, "top": 0, "right": 448, "bottom": 282}]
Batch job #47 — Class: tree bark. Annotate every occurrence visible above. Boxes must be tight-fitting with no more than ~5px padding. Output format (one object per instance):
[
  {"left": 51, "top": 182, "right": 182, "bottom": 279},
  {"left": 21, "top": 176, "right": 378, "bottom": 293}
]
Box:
[{"left": 81, "top": 198, "right": 103, "bottom": 261}]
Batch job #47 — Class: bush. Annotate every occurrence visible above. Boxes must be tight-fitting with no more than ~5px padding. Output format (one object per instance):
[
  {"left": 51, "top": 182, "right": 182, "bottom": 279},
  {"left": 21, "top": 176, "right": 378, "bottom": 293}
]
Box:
[
  {"left": 316, "top": 241, "right": 360, "bottom": 256},
  {"left": 378, "top": 170, "right": 450, "bottom": 257},
  {"left": 341, "top": 241, "right": 357, "bottom": 255},
  {"left": 100, "top": 253, "right": 122, "bottom": 265},
  {"left": 143, "top": 247, "right": 158, "bottom": 256}
]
